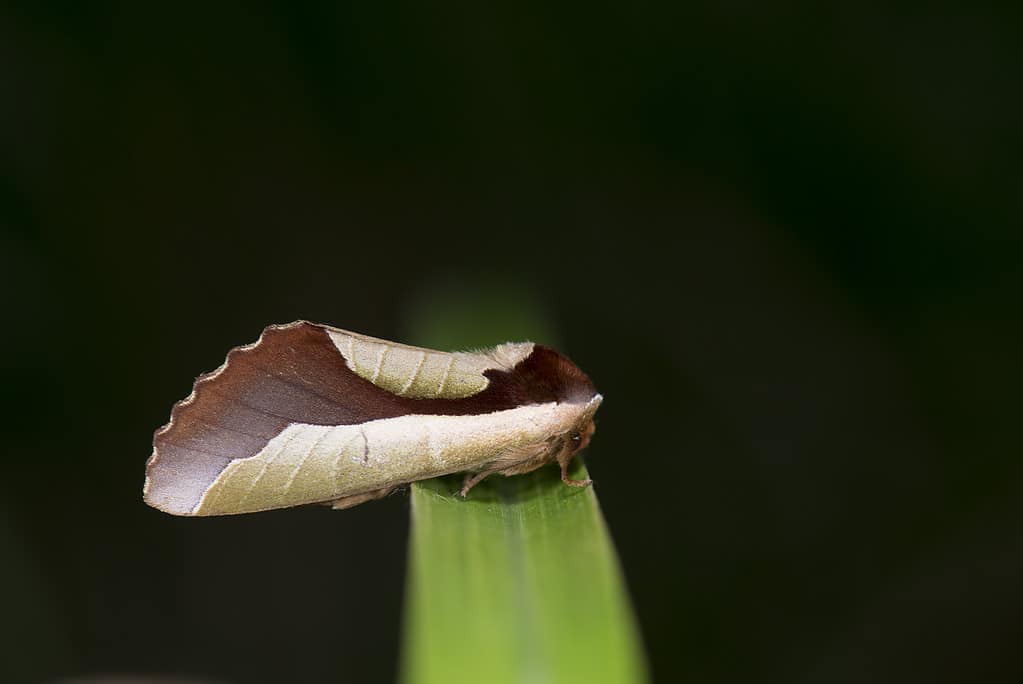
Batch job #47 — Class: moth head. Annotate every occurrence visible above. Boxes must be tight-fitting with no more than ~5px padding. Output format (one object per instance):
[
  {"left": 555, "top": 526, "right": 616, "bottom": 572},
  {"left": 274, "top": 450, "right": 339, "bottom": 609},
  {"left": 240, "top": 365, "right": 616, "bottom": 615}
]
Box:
[
  {"left": 567, "top": 418, "right": 597, "bottom": 454},
  {"left": 565, "top": 393, "right": 601, "bottom": 455}
]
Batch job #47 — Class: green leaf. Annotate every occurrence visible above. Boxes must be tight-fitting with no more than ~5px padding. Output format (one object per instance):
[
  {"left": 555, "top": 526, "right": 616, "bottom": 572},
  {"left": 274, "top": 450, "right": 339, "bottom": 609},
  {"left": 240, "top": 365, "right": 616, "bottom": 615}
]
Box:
[
  {"left": 401, "top": 459, "right": 647, "bottom": 684},
  {"left": 399, "top": 280, "right": 647, "bottom": 684}
]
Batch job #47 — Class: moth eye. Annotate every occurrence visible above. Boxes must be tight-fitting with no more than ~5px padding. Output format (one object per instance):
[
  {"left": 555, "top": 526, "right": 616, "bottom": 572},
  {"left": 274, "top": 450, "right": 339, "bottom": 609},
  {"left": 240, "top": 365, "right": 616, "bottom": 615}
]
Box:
[{"left": 569, "top": 431, "right": 582, "bottom": 444}]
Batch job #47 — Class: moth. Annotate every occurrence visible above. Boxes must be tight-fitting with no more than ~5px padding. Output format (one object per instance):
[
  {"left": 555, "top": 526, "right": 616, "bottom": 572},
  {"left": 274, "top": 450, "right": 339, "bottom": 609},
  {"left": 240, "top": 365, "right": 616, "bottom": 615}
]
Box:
[{"left": 143, "top": 321, "right": 603, "bottom": 515}]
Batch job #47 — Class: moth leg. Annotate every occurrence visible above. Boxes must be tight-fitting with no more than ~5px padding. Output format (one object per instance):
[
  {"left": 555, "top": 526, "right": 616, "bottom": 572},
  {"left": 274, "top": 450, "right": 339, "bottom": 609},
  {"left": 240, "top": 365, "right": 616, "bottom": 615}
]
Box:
[
  {"left": 460, "top": 446, "right": 547, "bottom": 496},
  {"left": 459, "top": 471, "right": 492, "bottom": 497},
  {"left": 327, "top": 486, "right": 396, "bottom": 510},
  {"left": 556, "top": 448, "right": 592, "bottom": 488},
  {"left": 460, "top": 450, "right": 547, "bottom": 497}
]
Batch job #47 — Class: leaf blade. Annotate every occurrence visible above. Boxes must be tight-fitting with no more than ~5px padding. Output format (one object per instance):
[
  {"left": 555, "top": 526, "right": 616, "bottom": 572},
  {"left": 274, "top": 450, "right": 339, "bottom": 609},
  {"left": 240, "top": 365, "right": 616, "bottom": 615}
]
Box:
[{"left": 402, "top": 461, "right": 648, "bottom": 684}]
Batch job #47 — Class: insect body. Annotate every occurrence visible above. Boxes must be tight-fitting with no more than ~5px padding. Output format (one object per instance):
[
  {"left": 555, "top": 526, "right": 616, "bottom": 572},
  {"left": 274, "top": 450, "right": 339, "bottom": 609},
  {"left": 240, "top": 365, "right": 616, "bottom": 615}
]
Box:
[{"left": 143, "top": 321, "right": 602, "bottom": 515}]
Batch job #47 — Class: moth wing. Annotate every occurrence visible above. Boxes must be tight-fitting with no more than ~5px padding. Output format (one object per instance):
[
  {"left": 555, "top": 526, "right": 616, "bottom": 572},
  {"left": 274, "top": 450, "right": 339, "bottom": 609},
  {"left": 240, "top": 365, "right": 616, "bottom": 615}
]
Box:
[
  {"left": 144, "top": 322, "right": 411, "bottom": 515},
  {"left": 143, "top": 321, "right": 535, "bottom": 516}
]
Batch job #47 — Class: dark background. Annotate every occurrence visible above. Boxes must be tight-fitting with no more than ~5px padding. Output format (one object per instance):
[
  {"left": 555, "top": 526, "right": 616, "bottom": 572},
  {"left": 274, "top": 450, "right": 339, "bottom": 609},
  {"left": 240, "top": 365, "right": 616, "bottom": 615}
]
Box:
[{"left": 3, "top": 2, "right": 1021, "bottom": 683}]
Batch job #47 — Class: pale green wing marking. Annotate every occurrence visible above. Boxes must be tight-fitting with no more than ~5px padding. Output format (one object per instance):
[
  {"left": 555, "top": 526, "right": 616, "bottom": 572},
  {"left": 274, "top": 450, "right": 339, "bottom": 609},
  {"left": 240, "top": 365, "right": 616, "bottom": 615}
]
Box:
[
  {"left": 192, "top": 401, "right": 586, "bottom": 515},
  {"left": 323, "top": 327, "right": 533, "bottom": 399}
]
